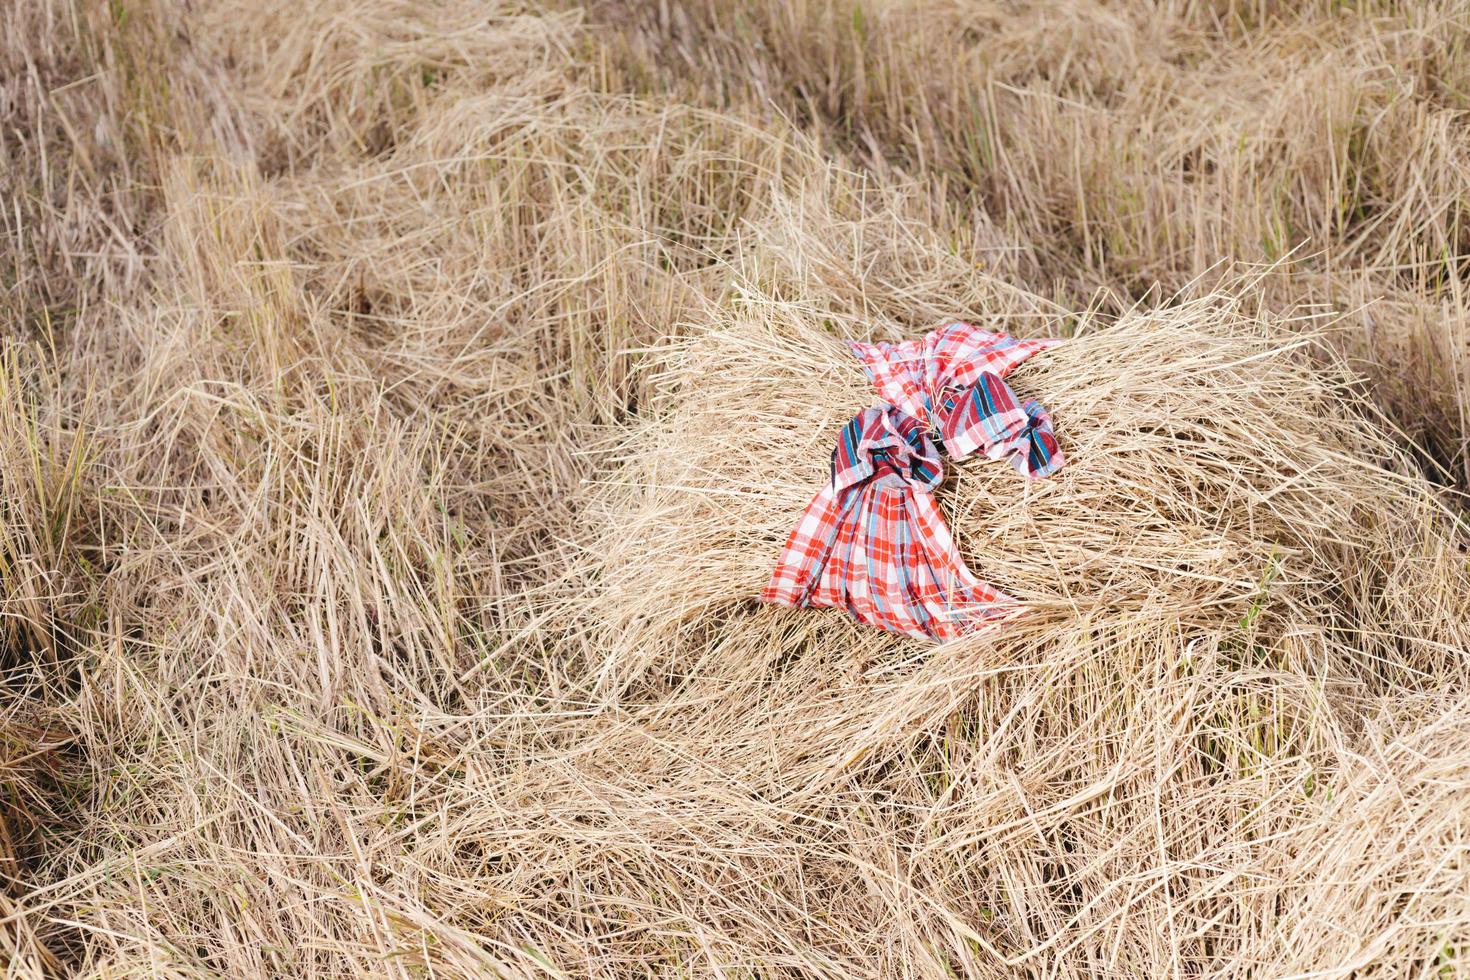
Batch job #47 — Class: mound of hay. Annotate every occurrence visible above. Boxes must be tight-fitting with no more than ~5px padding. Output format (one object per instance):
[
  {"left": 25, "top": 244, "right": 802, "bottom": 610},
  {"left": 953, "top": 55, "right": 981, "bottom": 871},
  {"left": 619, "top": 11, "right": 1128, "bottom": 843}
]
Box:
[
  {"left": 517, "top": 292, "right": 1470, "bottom": 972},
  {"left": 523, "top": 294, "right": 1470, "bottom": 971},
  {"left": 574, "top": 294, "right": 1469, "bottom": 696}
]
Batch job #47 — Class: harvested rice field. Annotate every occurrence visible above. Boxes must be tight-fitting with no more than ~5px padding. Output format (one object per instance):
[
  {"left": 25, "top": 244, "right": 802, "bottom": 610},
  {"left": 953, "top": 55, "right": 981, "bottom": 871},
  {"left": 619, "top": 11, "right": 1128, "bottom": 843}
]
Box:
[{"left": 4, "top": 0, "right": 1470, "bottom": 976}]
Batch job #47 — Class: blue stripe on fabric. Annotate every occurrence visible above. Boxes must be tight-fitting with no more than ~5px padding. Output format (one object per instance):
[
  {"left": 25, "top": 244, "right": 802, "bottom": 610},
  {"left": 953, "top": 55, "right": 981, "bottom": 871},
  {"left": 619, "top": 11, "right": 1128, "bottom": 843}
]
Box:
[{"left": 862, "top": 489, "right": 889, "bottom": 624}]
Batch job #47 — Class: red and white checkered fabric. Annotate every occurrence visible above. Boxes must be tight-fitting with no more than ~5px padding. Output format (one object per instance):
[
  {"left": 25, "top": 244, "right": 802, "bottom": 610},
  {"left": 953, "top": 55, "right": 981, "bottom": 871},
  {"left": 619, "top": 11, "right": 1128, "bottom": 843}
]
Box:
[
  {"left": 849, "top": 322, "right": 1062, "bottom": 423},
  {"left": 932, "top": 371, "right": 1065, "bottom": 479},
  {"left": 761, "top": 322, "right": 1064, "bottom": 642},
  {"left": 760, "top": 406, "right": 1018, "bottom": 641}
]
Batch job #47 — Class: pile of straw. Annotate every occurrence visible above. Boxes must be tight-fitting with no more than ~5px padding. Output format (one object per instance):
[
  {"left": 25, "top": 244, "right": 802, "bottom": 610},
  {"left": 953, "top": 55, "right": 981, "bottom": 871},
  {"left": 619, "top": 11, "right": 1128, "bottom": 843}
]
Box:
[
  {"left": 553, "top": 293, "right": 1470, "bottom": 972},
  {"left": 576, "top": 296, "right": 1467, "bottom": 687}
]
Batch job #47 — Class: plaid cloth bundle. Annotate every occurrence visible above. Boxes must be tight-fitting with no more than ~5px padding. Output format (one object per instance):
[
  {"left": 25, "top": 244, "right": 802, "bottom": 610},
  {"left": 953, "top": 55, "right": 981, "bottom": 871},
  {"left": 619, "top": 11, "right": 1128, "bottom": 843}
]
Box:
[{"left": 761, "top": 322, "right": 1065, "bottom": 641}]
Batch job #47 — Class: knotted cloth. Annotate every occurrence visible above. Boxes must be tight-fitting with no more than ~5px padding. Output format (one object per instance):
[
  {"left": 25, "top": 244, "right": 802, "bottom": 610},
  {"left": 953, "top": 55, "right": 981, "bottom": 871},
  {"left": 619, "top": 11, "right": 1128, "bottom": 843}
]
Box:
[
  {"left": 760, "top": 322, "right": 1065, "bottom": 641},
  {"left": 850, "top": 322, "right": 1064, "bottom": 477}
]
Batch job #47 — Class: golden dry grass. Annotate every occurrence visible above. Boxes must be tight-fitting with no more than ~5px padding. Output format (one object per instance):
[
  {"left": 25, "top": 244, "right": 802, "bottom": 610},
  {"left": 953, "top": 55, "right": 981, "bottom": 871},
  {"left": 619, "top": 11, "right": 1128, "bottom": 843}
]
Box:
[{"left": 4, "top": 0, "right": 1470, "bottom": 976}]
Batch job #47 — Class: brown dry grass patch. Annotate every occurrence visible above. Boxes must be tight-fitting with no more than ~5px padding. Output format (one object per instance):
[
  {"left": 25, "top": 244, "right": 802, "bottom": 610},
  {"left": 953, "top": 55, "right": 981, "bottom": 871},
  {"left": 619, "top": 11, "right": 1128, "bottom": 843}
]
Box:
[{"left": 3, "top": 0, "right": 1470, "bottom": 976}]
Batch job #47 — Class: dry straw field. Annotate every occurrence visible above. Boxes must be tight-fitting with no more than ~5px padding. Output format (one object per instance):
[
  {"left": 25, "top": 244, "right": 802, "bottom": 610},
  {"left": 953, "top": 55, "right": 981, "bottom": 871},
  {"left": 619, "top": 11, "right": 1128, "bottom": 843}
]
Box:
[{"left": 5, "top": 0, "right": 1470, "bottom": 976}]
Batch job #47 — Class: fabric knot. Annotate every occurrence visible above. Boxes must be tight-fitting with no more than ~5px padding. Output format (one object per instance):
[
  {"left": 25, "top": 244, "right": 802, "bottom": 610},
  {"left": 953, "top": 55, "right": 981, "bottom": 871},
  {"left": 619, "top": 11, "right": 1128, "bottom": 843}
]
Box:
[
  {"left": 848, "top": 321, "right": 1062, "bottom": 425},
  {"left": 831, "top": 406, "right": 943, "bottom": 494},
  {"left": 934, "top": 375, "right": 1065, "bottom": 479},
  {"left": 849, "top": 321, "right": 1065, "bottom": 478},
  {"left": 762, "top": 321, "right": 1065, "bottom": 642}
]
